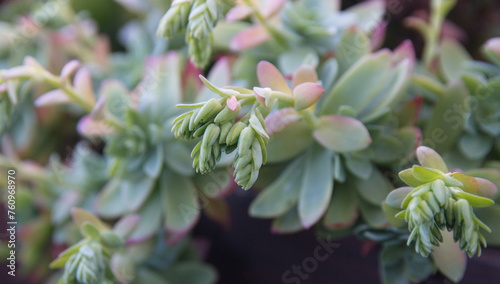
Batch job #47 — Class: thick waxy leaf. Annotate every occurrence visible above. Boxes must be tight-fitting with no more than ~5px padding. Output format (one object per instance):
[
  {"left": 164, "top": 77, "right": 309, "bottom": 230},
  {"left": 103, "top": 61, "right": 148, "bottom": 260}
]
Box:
[
  {"left": 143, "top": 145, "right": 164, "bottom": 178},
  {"left": 453, "top": 191, "right": 494, "bottom": 207},
  {"left": 458, "top": 133, "right": 493, "bottom": 160},
  {"left": 313, "top": 115, "right": 371, "bottom": 153},
  {"left": 357, "top": 197, "right": 388, "bottom": 228},
  {"left": 298, "top": 144, "right": 333, "bottom": 228},
  {"left": 450, "top": 172, "right": 479, "bottom": 193},
  {"left": 225, "top": 5, "right": 253, "bottom": 22},
  {"left": 257, "top": 61, "right": 291, "bottom": 94},
  {"left": 424, "top": 82, "right": 467, "bottom": 153},
  {"left": 432, "top": 230, "right": 467, "bottom": 283},
  {"left": 96, "top": 179, "right": 128, "bottom": 218},
  {"left": 416, "top": 146, "right": 448, "bottom": 172},
  {"left": 267, "top": 119, "right": 313, "bottom": 163},
  {"left": 336, "top": 26, "right": 370, "bottom": 74},
  {"left": 34, "top": 90, "right": 71, "bottom": 107},
  {"left": 73, "top": 67, "right": 96, "bottom": 105},
  {"left": 165, "top": 142, "right": 195, "bottom": 176},
  {"left": 113, "top": 215, "right": 141, "bottom": 239},
  {"left": 323, "top": 181, "right": 358, "bottom": 229},
  {"left": 230, "top": 25, "right": 270, "bottom": 51},
  {"left": 271, "top": 206, "right": 303, "bottom": 234},
  {"left": 386, "top": 187, "right": 413, "bottom": 209},
  {"left": 250, "top": 157, "right": 304, "bottom": 218},
  {"left": 127, "top": 192, "right": 162, "bottom": 244},
  {"left": 320, "top": 51, "right": 392, "bottom": 116},
  {"left": 358, "top": 58, "right": 412, "bottom": 122},
  {"left": 345, "top": 155, "right": 373, "bottom": 180},
  {"left": 278, "top": 47, "right": 319, "bottom": 76},
  {"left": 355, "top": 168, "right": 392, "bottom": 206},
  {"left": 71, "top": 208, "right": 109, "bottom": 231},
  {"left": 293, "top": 82, "right": 324, "bottom": 111},
  {"left": 160, "top": 170, "right": 200, "bottom": 237},
  {"left": 439, "top": 39, "right": 471, "bottom": 82},
  {"left": 100, "top": 79, "right": 130, "bottom": 120},
  {"left": 412, "top": 165, "right": 442, "bottom": 182},
  {"left": 398, "top": 168, "right": 425, "bottom": 187},
  {"left": 121, "top": 176, "right": 156, "bottom": 213},
  {"left": 473, "top": 177, "right": 499, "bottom": 199},
  {"left": 49, "top": 240, "right": 87, "bottom": 269},
  {"left": 292, "top": 65, "right": 318, "bottom": 88}
]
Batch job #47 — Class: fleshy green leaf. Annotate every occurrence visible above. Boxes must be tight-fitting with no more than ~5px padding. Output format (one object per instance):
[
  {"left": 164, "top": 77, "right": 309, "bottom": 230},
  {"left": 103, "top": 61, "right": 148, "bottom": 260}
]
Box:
[
  {"left": 266, "top": 119, "right": 313, "bottom": 163},
  {"left": 313, "top": 115, "right": 371, "bottom": 153},
  {"left": 165, "top": 142, "right": 195, "bottom": 176},
  {"left": 271, "top": 206, "right": 303, "bottom": 234},
  {"left": 355, "top": 168, "right": 392, "bottom": 206},
  {"left": 432, "top": 230, "right": 467, "bottom": 283},
  {"left": 439, "top": 39, "right": 471, "bottom": 82},
  {"left": 423, "top": 81, "right": 467, "bottom": 153},
  {"left": 453, "top": 191, "right": 494, "bottom": 207},
  {"left": 160, "top": 170, "right": 200, "bottom": 236},
  {"left": 386, "top": 187, "right": 413, "bottom": 209},
  {"left": 412, "top": 165, "right": 442, "bottom": 182},
  {"left": 298, "top": 144, "right": 333, "bottom": 228},
  {"left": 320, "top": 51, "right": 392, "bottom": 116},
  {"left": 416, "top": 146, "right": 448, "bottom": 172},
  {"left": 323, "top": 181, "right": 359, "bottom": 229},
  {"left": 398, "top": 168, "right": 425, "bottom": 187},
  {"left": 249, "top": 157, "right": 304, "bottom": 218}
]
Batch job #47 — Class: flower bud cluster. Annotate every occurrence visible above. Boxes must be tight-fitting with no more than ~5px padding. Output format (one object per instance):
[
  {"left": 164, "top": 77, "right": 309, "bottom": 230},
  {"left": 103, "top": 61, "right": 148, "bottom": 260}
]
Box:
[
  {"left": 157, "top": 0, "right": 222, "bottom": 67},
  {"left": 400, "top": 178, "right": 491, "bottom": 257},
  {"left": 172, "top": 94, "right": 269, "bottom": 189}
]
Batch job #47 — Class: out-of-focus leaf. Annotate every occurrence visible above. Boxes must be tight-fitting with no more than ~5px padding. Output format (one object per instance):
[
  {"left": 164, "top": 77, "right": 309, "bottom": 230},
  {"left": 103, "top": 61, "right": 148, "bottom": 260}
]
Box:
[
  {"left": 386, "top": 187, "right": 412, "bottom": 209},
  {"left": 267, "top": 119, "right": 313, "bottom": 163},
  {"left": 165, "top": 262, "right": 218, "bottom": 284},
  {"left": 298, "top": 144, "right": 333, "bottom": 228},
  {"left": 160, "top": 170, "right": 200, "bottom": 237},
  {"left": 271, "top": 206, "right": 302, "bottom": 234},
  {"left": 432, "top": 230, "right": 467, "bottom": 283},
  {"left": 165, "top": 142, "right": 195, "bottom": 176},
  {"left": 250, "top": 157, "right": 303, "bottom": 218},
  {"left": 355, "top": 168, "right": 392, "bottom": 206},
  {"left": 323, "top": 181, "right": 358, "bottom": 229},
  {"left": 336, "top": 26, "right": 370, "bottom": 74},
  {"left": 423, "top": 81, "right": 467, "bottom": 153},
  {"left": 439, "top": 39, "right": 471, "bottom": 82}
]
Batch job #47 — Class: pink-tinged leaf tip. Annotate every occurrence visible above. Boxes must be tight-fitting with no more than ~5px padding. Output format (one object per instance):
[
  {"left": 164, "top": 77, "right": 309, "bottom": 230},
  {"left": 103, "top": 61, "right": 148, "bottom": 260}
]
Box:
[
  {"left": 34, "top": 90, "right": 71, "bottom": 107},
  {"left": 225, "top": 5, "right": 253, "bottom": 22},
  {"left": 60, "top": 60, "right": 81, "bottom": 82},
  {"left": 256, "top": 61, "right": 291, "bottom": 94},
  {"left": 292, "top": 65, "right": 318, "bottom": 88},
  {"left": 262, "top": 0, "right": 287, "bottom": 18},
  {"left": 74, "top": 67, "right": 96, "bottom": 105},
  {"left": 293, "top": 82, "right": 324, "bottom": 111},
  {"left": 371, "top": 20, "right": 388, "bottom": 51},
  {"left": 230, "top": 25, "right": 270, "bottom": 51}
]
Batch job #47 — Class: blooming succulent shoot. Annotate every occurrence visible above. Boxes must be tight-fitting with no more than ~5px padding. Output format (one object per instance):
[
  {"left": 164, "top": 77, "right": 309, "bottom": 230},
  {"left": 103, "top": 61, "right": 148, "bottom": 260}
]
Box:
[
  {"left": 386, "top": 146, "right": 498, "bottom": 257},
  {"left": 172, "top": 61, "right": 325, "bottom": 189}
]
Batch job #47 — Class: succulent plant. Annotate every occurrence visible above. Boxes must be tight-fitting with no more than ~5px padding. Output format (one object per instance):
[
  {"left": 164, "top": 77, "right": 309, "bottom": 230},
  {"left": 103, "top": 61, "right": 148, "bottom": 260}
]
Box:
[{"left": 386, "top": 146, "right": 497, "bottom": 257}]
